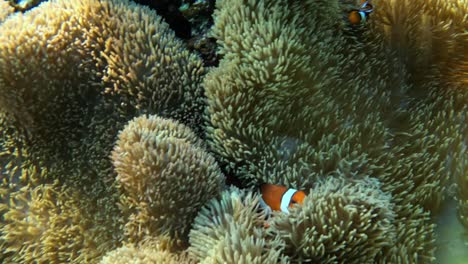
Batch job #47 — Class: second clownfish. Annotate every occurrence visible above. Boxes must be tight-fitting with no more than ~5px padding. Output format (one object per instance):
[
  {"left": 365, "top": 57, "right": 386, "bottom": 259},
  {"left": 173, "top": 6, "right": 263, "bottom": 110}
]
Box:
[
  {"left": 259, "top": 184, "right": 306, "bottom": 216},
  {"left": 348, "top": 1, "right": 374, "bottom": 25}
]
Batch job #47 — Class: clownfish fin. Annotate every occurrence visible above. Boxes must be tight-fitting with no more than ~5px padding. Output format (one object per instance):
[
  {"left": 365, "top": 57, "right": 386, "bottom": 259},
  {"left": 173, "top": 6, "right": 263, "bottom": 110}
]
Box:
[{"left": 258, "top": 196, "right": 272, "bottom": 217}]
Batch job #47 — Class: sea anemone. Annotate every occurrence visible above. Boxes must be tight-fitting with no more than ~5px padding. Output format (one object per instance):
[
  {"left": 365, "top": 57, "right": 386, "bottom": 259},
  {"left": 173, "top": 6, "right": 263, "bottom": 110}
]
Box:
[
  {"left": 268, "top": 177, "right": 396, "bottom": 263},
  {"left": 189, "top": 187, "right": 289, "bottom": 263},
  {"left": 0, "top": 0, "right": 205, "bottom": 190},
  {"left": 204, "top": 0, "right": 465, "bottom": 213},
  {"left": 0, "top": 1, "right": 14, "bottom": 23},
  {"left": 0, "top": 181, "right": 120, "bottom": 263},
  {"left": 100, "top": 237, "right": 196, "bottom": 264},
  {"left": 112, "top": 115, "right": 224, "bottom": 247}
]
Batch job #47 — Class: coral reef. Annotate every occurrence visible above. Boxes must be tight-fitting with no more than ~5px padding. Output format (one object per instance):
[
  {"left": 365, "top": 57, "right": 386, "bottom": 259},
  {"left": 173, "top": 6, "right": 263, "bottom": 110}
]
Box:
[{"left": 112, "top": 115, "right": 224, "bottom": 247}]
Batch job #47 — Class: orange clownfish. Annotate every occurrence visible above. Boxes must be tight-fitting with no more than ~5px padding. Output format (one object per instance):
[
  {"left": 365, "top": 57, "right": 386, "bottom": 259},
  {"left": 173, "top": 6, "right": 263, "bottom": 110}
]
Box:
[
  {"left": 259, "top": 184, "right": 306, "bottom": 216},
  {"left": 348, "top": 1, "right": 374, "bottom": 25}
]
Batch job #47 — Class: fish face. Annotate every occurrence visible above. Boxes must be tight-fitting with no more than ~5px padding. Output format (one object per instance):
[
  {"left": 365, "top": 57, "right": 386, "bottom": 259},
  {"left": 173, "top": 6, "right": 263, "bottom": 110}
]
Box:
[{"left": 290, "top": 190, "right": 306, "bottom": 206}]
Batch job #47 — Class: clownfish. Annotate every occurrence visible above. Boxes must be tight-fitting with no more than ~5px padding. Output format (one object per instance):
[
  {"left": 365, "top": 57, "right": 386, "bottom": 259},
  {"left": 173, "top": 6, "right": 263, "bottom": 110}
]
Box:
[
  {"left": 348, "top": 1, "right": 374, "bottom": 25},
  {"left": 259, "top": 184, "right": 306, "bottom": 216}
]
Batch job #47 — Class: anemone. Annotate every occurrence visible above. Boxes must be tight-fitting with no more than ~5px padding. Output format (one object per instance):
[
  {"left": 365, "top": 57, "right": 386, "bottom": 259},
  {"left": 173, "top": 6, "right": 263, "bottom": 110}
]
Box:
[
  {"left": 0, "top": 1, "right": 14, "bottom": 23},
  {"left": 0, "top": 0, "right": 207, "bottom": 261},
  {"left": 205, "top": 0, "right": 466, "bottom": 213},
  {"left": 112, "top": 115, "right": 224, "bottom": 247},
  {"left": 189, "top": 187, "right": 289, "bottom": 263},
  {"left": 268, "top": 177, "right": 397, "bottom": 263},
  {"left": 100, "top": 238, "right": 196, "bottom": 264},
  {"left": 0, "top": 182, "right": 120, "bottom": 263},
  {"left": 0, "top": 0, "right": 205, "bottom": 190}
]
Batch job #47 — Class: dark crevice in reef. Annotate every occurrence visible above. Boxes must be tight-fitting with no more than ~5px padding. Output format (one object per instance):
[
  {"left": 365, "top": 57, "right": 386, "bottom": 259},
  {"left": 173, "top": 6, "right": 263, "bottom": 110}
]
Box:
[
  {"left": 132, "top": 0, "right": 220, "bottom": 67},
  {"left": 131, "top": 0, "right": 192, "bottom": 39}
]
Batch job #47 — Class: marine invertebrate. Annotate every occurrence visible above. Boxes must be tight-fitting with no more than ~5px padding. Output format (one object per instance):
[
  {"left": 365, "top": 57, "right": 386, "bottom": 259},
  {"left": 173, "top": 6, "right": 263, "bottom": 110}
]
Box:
[
  {"left": 112, "top": 115, "right": 224, "bottom": 247},
  {"left": 378, "top": 203, "right": 436, "bottom": 263},
  {"left": 0, "top": 0, "right": 463, "bottom": 262},
  {"left": 371, "top": 0, "right": 467, "bottom": 87},
  {"left": 0, "top": 181, "right": 119, "bottom": 263},
  {"left": 205, "top": 0, "right": 347, "bottom": 187},
  {"left": 369, "top": 0, "right": 467, "bottom": 218},
  {"left": 100, "top": 237, "right": 196, "bottom": 264},
  {"left": 0, "top": 0, "right": 207, "bottom": 261},
  {"left": 201, "top": 0, "right": 465, "bottom": 261},
  {"left": 371, "top": 0, "right": 468, "bottom": 230},
  {"left": 0, "top": 0, "right": 14, "bottom": 22},
  {"left": 189, "top": 187, "right": 288, "bottom": 263},
  {"left": 268, "top": 177, "right": 396, "bottom": 263},
  {"left": 8, "top": 0, "right": 43, "bottom": 11},
  {"left": 455, "top": 149, "right": 468, "bottom": 229},
  {"left": 0, "top": 0, "right": 206, "bottom": 189},
  {"left": 205, "top": 0, "right": 465, "bottom": 212}
]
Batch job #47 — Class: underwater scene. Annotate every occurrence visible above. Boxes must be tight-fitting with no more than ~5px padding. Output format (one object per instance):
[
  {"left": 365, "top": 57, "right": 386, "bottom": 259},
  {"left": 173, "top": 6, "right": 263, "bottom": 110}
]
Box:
[{"left": 0, "top": 0, "right": 467, "bottom": 263}]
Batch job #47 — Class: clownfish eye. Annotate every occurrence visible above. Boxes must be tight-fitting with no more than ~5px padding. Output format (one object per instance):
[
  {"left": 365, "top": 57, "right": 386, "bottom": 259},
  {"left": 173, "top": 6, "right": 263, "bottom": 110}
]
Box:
[{"left": 290, "top": 200, "right": 297, "bottom": 204}]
